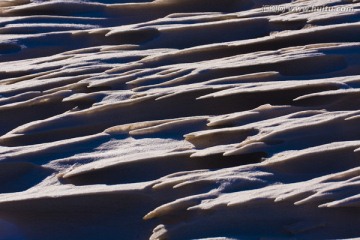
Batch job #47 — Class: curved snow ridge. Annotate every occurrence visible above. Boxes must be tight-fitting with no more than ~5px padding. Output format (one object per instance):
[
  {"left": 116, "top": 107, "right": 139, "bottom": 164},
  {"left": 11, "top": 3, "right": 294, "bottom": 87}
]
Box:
[{"left": 1, "top": 0, "right": 360, "bottom": 239}]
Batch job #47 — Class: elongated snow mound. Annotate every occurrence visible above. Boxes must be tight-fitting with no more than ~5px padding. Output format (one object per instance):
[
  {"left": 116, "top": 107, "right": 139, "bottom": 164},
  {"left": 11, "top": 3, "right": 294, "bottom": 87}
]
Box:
[{"left": 0, "top": 0, "right": 360, "bottom": 239}]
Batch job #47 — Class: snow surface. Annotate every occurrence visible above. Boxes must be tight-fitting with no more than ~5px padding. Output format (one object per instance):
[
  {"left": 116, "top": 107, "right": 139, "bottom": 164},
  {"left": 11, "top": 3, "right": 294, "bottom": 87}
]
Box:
[{"left": 0, "top": 0, "right": 360, "bottom": 239}]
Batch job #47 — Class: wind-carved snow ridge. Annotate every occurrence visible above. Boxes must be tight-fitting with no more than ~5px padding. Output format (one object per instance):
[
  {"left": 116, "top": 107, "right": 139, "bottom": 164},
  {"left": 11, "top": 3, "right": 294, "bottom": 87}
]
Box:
[{"left": 0, "top": 0, "right": 360, "bottom": 239}]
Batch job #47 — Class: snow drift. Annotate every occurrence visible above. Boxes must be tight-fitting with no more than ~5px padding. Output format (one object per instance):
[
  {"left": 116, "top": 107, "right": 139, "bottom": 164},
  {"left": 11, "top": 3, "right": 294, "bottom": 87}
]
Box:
[{"left": 0, "top": 0, "right": 360, "bottom": 239}]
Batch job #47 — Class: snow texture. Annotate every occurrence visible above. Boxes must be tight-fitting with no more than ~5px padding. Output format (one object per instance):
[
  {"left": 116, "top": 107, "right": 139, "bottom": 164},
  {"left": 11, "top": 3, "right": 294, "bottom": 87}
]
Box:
[{"left": 0, "top": 0, "right": 360, "bottom": 239}]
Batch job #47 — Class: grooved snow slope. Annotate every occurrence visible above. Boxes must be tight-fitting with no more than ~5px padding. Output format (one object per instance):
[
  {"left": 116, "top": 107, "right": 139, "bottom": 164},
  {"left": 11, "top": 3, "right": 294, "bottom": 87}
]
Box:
[{"left": 1, "top": 0, "right": 360, "bottom": 239}]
